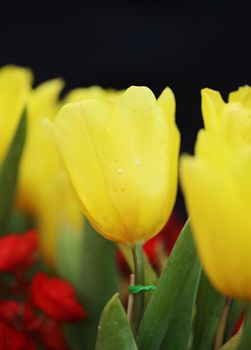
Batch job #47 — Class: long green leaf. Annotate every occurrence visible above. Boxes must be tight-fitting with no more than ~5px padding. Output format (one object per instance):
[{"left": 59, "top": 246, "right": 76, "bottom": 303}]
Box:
[
  {"left": 192, "top": 271, "right": 226, "bottom": 350},
  {"left": 0, "top": 109, "right": 27, "bottom": 234},
  {"left": 235, "top": 306, "right": 251, "bottom": 350},
  {"left": 137, "top": 220, "right": 198, "bottom": 350},
  {"left": 95, "top": 294, "right": 138, "bottom": 350},
  {"left": 64, "top": 220, "right": 119, "bottom": 350},
  {"left": 224, "top": 300, "right": 244, "bottom": 342},
  {"left": 160, "top": 257, "right": 201, "bottom": 350}
]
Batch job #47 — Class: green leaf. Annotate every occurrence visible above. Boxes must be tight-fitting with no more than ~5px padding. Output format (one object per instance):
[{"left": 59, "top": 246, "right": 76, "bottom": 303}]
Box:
[
  {"left": 224, "top": 300, "right": 244, "bottom": 342},
  {"left": 235, "top": 306, "right": 251, "bottom": 350},
  {"left": 160, "top": 256, "right": 201, "bottom": 350},
  {"left": 57, "top": 221, "right": 85, "bottom": 288},
  {"left": 95, "top": 293, "right": 138, "bottom": 350},
  {"left": 221, "top": 331, "right": 242, "bottom": 350},
  {"left": 64, "top": 220, "right": 119, "bottom": 350},
  {"left": 0, "top": 109, "right": 27, "bottom": 234},
  {"left": 192, "top": 271, "right": 226, "bottom": 350},
  {"left": 137, "top": 220, "right": 199, "bottom": 350},
  {"left": 8, "top": 210, "right": 34, "bottom": 233}
]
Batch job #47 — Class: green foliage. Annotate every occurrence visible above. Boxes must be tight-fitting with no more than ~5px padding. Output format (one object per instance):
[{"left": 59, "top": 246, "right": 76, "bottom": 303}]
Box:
[
  {"left": 0, "top": 109, "right": 27, "bottom": 234},
  {"left": 60, "top": 220, "right": 119, "bottom": 350},
  {"left": 160, "top": 257, "right": 201, "bottom": 350},
  {"left": 192, "top": 272, "right": 226, "bottom": 350},
  {"left": 95, "top": 294, "right": 138, "bottom": 350},
  {"left": 224, "top": 300, "right": 244, "bottom": 342},
  {"left": 235, "top": 306, "right": 251, "bottom": 350},
  {"left": 136, "top": 220, "right": 199, "bottom": 350}
]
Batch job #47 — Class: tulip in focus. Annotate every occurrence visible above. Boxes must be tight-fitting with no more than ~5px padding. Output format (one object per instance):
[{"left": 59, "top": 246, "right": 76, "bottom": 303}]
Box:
[
  {"left": 51, "top": 86, "right": 180, "bottom": 244},
  {"left": 180, "top": 127, "right": 251, "bottom": 300}
]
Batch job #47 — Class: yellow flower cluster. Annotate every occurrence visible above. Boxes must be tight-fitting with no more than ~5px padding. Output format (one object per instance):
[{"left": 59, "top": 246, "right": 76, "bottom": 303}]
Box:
[
  {"left": 0, "top": 64, "right": 180, "bottom": 267},
  {"left": 181, "top": 86, "right": 251, "bottom": 300},
  {"left": 0, "top": 66, "right": 84, "bottom": 266},
  {"left": 5, "top": 64, "right": 251, "bottom": 301}
]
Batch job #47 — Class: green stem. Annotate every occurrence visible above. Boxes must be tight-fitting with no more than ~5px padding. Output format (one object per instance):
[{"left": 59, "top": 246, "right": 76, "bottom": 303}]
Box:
[{"left": 131, "top": 243, "right": 145, "bottom": 334}]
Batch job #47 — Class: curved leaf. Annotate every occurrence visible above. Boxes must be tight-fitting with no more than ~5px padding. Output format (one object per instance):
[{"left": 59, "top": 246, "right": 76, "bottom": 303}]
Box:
[
  {"left": 137, "top": 220, "right": 198, "bottom": 350},
  {"left": 95, "top": 294, "right": 138, "bottom": 350}
]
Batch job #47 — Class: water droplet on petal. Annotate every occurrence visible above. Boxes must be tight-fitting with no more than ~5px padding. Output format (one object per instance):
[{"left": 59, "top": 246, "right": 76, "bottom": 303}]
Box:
[
  {"left": 135, "top": 158, "right": 142, "bottom": 165},
  {"left": 117, "top": 168, "right": 125, "bottom": 176}
]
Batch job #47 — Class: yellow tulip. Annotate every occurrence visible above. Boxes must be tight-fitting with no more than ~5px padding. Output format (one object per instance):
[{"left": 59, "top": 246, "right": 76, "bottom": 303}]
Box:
[
  {"left": 201, "top": 86, "right": 251, "bottom": 147},
  {"left": 17, "top": 79, "right": 83, "bottom": 265},
  {"left": 180, "top": 127, "right": 251, "bottom": 300},
  {"left": 50, "top": 86, "right": 180, "bottom": 244},
  {"left": 0, "top": 65, "right": 32, "bottom": 160}
]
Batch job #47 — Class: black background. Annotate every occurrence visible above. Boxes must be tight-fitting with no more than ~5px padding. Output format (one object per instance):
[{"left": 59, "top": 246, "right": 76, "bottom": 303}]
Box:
[{"left": 1, "top": 0, "right": 250, "bottom": 215}]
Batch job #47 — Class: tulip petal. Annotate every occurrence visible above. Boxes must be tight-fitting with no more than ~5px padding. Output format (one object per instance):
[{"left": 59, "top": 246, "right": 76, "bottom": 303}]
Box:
[
  {"left": 0, "top": 65, "right": 32, "bottom": 160},
  {"left": 180, "top": 154, "right": 251, "bottom": 299},
  {"left": 201, "top": 88, "right": 225, "bottom": 133},
  {"left": 228, "top": 85, "right": 251, "bottom": 109}
]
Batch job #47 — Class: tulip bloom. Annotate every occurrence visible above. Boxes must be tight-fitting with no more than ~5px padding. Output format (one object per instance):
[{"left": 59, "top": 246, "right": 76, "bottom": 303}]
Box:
[
  {"left": 180, "top": 129, "right": 251, "bottom": 300},
  {"left": 201, "top": 86, "right": 251, "bottom": 147},
  {"left": 51, "top": 86, "right": 180, "bottom": 244}
]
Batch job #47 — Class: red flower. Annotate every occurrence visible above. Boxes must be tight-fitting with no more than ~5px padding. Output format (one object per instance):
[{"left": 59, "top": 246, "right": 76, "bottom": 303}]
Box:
[
  {"left": 0, "top": 321, "right": 35, "bottom": 350},
  {"left": 37, "top": 320, "right": 69, "bottom": 350},
  {"left": 0, "top": 301, "right": 36, "bottom": 330},
  {"left": 31, "top": 273, "right": 88, "bottom": 322},
  {"left": 143, "top": 235, "right": 161, "bottom": 265},
  {"left": 160, "top": 211, "right": 184, "bottom": 253},
  {"left": 0, "top": 230, "right": 39, "bottom": 273}
]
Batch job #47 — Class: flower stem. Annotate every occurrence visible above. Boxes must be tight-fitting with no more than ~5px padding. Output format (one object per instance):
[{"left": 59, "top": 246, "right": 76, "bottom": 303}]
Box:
[{"left": 131, "top": 243, "right": 145, "bottom": 334}]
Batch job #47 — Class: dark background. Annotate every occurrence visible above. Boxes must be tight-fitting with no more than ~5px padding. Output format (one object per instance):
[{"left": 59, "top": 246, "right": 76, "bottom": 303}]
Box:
[{"left": 1, "top": 0, "right": 250, "bottom": 215}]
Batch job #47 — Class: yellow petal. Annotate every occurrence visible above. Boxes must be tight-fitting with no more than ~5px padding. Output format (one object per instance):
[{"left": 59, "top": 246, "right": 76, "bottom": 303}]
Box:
[
  {"left": 229, "top": 85, "right": 251, "bottom": 109},
  {"left": 201, "top": 88, "right": 225, "bottom": 133},
  {"left": 219, "top": 103, "right": 251, "bottom": 146},
  {"left": 157, "top": 86, "right": 175, "bottom": 123},
  {"left": 28, "top": 78, "right": 64, "bottom": 121},
  {"left": 180, "top": 154, "right": 251, "bottom": 300},
  {"left": 0, "top": 65, "right": 32, "bottom": 160},
  {"left": 195, "top": 129, "right": 231, "bottom": 170}
]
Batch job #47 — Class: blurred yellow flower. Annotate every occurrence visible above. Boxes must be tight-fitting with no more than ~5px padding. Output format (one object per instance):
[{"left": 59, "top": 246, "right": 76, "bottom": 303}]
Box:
[
  {"left": 181, "top": 85, "right": 251, "bottom": 300},
  {"left": 17, "top": 79, "right": 83, "bottom": 265},
  {"left": 201, "top": 86, "right": 251, "bottom": 147},
  {"left": 51, "top": 86, "right": 180, "bottom": 244},
  {"left": 0, "top": 65, "right": 32, "bottom": 160}
]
